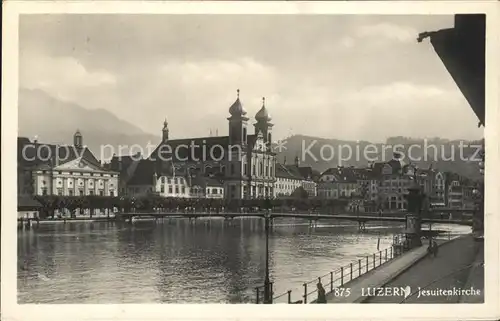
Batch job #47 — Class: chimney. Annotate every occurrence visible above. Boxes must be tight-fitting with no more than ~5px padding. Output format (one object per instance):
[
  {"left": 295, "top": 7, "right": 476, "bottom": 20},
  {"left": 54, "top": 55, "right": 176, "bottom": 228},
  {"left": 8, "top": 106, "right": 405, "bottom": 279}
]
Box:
[
  {"left": 284, "top": 156, "right": 287, "bottom": 165},
  {"left": 216, "top": 129, "right": 219, "bottom": 136},
  {"left": 294, "top": 155, "right": 300, "bottom": 167},
  {"left": 33, "top": 135, "right": 38, "bottom": 144}
]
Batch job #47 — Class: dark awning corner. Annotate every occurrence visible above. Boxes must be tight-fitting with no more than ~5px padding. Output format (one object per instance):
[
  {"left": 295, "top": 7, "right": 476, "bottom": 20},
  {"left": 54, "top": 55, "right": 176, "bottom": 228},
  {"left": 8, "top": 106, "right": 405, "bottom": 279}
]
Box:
[{"left": 418, "top": 14, "right": 485, "bottom": 127}]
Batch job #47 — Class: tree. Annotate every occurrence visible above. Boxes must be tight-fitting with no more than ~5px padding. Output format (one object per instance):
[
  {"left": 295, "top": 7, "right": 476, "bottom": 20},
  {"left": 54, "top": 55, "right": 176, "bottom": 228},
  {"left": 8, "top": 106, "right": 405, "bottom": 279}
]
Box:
[
  {"left": 34, "top": 195, "right": 59, "bottom": 219},
  {"left": 290, "top": 186, "right": 309, "bottom": 200}
]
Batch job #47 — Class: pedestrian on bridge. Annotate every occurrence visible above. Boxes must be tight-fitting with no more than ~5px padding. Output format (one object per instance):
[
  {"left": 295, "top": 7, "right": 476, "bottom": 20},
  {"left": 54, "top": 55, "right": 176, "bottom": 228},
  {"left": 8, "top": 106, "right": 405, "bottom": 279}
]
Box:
[{"left": 316, "top": 282, "right": 327, "bottom": 303}]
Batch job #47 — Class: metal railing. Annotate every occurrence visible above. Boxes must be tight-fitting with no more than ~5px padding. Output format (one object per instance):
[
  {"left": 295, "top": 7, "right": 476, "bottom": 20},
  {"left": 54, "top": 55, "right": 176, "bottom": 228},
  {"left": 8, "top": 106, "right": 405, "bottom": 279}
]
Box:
[
  {"left": 269, "top": 236, "right": 410, "bottom": 304},
  {"left": 254, "top": 282, "right": 274, "bottom": 304}
]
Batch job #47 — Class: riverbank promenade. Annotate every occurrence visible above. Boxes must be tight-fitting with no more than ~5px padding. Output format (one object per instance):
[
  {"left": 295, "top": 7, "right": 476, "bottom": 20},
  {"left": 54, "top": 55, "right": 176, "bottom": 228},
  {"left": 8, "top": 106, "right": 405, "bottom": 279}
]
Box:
[
  {"left": 365, "top": 234, "right": 483, "bottom": 303},
  {"left": 313, "top": 241, "right": 437, "bottom": 303},
  {"left": 313, "top": 235, "right": 483, "bottom": 304}
]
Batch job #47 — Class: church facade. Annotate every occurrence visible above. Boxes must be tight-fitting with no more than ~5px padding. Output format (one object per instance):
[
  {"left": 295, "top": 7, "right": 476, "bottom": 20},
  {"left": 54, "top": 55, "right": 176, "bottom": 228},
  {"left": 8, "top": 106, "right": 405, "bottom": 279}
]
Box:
[{"left": 146, "top": 90, "right": 277, "bottom": 200}]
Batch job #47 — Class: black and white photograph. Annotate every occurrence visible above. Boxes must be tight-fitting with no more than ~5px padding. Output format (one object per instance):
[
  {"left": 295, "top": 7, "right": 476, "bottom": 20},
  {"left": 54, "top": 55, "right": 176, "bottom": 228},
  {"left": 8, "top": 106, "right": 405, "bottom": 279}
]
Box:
[{"left": 2, "top": 1, "right": 499, "bottom": 321}]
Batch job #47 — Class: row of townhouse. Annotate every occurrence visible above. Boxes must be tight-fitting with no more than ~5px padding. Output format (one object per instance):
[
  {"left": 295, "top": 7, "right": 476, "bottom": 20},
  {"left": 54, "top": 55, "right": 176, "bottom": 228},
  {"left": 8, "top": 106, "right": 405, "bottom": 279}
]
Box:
[
  {"left": 316, "top": 153, "right": 478, "bottom": 211},
  {"left": 18, "top": 130, "right": 477, "bottom": 211},
  {"left": 110, "top": 154, "right": 319, "bottom": 200}
]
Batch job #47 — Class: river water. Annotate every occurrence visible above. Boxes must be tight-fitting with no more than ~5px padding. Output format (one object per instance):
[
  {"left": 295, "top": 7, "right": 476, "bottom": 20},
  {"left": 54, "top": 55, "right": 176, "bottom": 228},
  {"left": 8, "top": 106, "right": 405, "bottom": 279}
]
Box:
[{"left": 17, "top": 218, "right": 471, "bottom": 304}]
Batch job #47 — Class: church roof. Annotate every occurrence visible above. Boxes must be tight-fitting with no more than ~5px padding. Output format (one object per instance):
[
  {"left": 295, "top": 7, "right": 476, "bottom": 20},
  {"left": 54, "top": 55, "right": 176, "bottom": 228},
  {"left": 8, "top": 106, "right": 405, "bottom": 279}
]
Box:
[
  {"left": 150, "top": 136, "right": 230, "bottom": 163},
  {"left": 276, "top": 163, "right": 303, "bottom": 180},
  {"left": 229, "top": 97, "right": 247, "bottom": 116},
  {"left": 107, "top": 153, "right": 142, "bottom": 173},
  {"left": 150, "top": 132, "right": 272, "bottom": 164},
  {"left": 297, "top": 166, "right": 315, "bottom": 181},
  {"left": 255, "top": 98, "right": 271, "bottom": 121},
  {"left": 127, "top": 159, "right": 226, "bottom": 188},
  {"left": 228, "top": 89, "right": 247, "bottom": 117},
  {"left": 126, "top": 159, "right": 175, "bottom": 186}
]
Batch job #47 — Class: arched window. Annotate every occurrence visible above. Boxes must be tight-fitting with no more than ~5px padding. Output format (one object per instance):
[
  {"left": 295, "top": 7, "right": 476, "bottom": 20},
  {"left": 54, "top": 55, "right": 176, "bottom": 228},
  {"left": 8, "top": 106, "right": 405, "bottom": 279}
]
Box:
[
  {"left": 243, "top": 127, "right": 247, "bottom": 143},
  {"left": 268, "top": 133, "right": 272, "bottom": 143}
]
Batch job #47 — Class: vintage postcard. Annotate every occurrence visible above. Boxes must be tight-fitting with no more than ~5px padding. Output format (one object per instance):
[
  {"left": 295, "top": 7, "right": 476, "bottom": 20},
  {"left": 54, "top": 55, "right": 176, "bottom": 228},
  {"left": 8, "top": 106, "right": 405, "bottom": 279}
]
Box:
[{"left": 2, "top": 1, "right": 499, "bottom": 321}]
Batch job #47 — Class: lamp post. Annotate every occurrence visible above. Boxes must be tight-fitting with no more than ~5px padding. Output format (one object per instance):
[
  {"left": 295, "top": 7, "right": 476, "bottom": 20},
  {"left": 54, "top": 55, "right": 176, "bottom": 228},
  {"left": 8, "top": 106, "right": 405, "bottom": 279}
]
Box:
[
  {"left": 262, "top": 196, "right": 273, "bottom": 304},
  {"left": 263, "top": 212, "right": 271, "bottom": 303}
]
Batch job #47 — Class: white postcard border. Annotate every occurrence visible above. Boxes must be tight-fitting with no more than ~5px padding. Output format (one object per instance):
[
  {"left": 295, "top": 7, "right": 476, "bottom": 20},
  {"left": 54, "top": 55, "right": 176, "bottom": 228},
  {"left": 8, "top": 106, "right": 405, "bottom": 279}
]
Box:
[{"left": 2, "top": 1, "right": 499, "bottom": 321}]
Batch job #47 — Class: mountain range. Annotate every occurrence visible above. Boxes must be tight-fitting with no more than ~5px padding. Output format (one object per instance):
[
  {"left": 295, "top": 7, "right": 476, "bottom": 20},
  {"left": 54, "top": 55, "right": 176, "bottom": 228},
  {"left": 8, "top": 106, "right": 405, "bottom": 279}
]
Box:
[{"left": 18, "top": 88, "right": 484, "bottom": 180}]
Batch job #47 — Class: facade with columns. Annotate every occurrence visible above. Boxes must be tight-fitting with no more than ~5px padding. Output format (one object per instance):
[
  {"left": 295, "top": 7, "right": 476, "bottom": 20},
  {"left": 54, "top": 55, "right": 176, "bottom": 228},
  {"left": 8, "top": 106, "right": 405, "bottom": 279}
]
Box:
[
  {"left": 18, "top": 131, "right": 120, "bottom": 198},
  {"left": 131, "top": 90, "right": 277, "bottom": 200}
]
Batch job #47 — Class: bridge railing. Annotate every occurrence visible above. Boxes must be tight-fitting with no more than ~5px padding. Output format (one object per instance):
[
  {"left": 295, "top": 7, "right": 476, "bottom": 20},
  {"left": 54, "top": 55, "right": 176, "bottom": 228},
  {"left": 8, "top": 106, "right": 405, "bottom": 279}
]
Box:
[
  {"left": 118, "top": 207, "right": 473, "bottom": 217},
  {"left": 269, "top": 239, "right": 410, "bottom": 304}
]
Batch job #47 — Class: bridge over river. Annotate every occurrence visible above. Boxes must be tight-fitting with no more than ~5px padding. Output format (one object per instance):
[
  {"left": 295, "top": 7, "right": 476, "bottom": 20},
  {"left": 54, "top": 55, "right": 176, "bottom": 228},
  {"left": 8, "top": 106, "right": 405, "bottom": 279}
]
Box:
[{"left": 115, "top": 209, "right": 473, "bottom": 227}]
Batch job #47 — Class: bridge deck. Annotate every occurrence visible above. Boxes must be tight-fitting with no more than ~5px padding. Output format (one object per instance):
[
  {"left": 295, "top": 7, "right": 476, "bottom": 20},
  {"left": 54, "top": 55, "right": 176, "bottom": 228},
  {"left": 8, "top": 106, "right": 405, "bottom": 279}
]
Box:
[{"left": 115, "top": 212, "right": 472, "bottom": 226}]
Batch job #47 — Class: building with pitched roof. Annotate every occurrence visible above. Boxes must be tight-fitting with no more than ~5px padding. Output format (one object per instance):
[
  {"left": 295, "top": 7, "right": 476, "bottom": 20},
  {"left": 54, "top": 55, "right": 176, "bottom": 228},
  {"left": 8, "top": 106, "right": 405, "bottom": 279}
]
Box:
[
  {"left": 275, "top": 161, "right": 303, "bottom": 198},
  {"left": 274, "top": 156, "right": 317, "bottom": 198},
  {"left": 443, "top": 172, "right": 476, "bottom": 209},
  {"left": 415, "top": 167, "right": 446, "bottom": 207},
  {"left": 123, "top": 90, "right": 277, "bottom": 200},
  {"left": 18, "top": 195, "right": 42, "bottom": 219},
  {"left": 17, "top": 131, "right": 120, "bottom": 197},
  {"left": 378, "top": 152, "right": 417, "bottom": 210},
  {"left": 317, "top": 166, "right": 359, "bottom": 199},
  {"left": 189, "top": 176, "right": 225, "bottom": 199}
]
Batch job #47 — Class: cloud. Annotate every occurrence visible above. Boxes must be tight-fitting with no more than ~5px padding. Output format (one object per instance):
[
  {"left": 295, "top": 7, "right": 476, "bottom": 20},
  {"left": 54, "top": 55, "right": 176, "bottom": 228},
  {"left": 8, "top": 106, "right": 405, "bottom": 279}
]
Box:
[
  {"left": 356, "top": 23, "right": 418, "bottom": 43},
  {"left": 160, "top": 57, "right": 277, "bottom": 90},
  {"left": 20, "top": 52, "right": 116, "bottom": 102},
  {"left": 340, "top": 82, "right": 455, "bottom": 104},
  {"left": 338, "top": 23, "right": 419, "bottom": 50},
  {"left": 17, "top": 15, "right": 482, "bottom": 143}
]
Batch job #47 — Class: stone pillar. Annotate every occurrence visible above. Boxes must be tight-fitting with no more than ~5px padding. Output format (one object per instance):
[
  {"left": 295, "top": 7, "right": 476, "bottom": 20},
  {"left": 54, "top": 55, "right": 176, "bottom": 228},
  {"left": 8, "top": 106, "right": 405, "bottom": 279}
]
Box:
[{"left": 405, "top": 183, "right": 423, "bottom": 248}]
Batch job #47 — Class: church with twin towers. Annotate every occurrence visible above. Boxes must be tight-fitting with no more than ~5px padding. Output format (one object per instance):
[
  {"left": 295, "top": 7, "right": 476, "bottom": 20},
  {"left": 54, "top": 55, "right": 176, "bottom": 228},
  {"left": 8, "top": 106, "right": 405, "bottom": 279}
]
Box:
[{"left": 146, "top": 89, "right": 277, "bottom": 200}]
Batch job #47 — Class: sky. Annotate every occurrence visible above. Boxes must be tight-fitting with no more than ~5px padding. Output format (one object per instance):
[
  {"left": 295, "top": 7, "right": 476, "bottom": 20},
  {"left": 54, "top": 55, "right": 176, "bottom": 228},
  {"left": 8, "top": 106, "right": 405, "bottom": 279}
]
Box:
[{"left": 19, "top": 14, "right": 484, "bottom": 142}]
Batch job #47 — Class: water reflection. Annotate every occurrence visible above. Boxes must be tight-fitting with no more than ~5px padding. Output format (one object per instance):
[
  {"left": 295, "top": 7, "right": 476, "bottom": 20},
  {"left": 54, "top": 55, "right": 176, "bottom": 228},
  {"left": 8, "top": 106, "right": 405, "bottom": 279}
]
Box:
[{"left": 17, "top": 218, "right": 470, "bottom": 303}]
